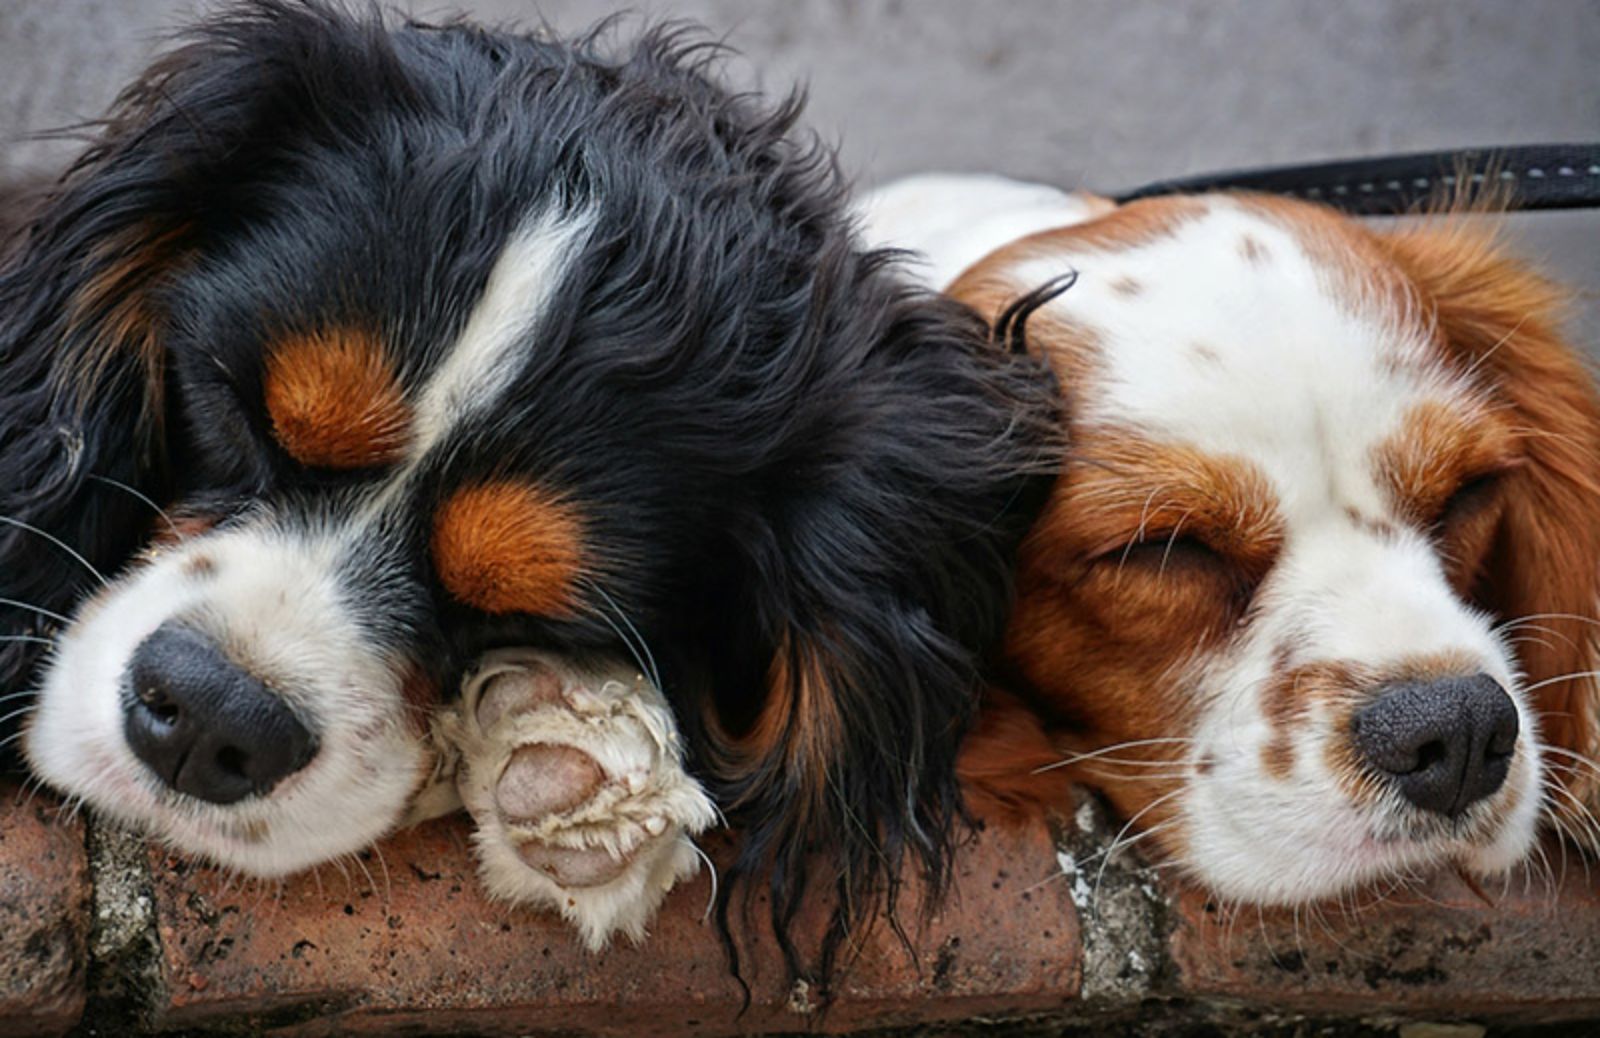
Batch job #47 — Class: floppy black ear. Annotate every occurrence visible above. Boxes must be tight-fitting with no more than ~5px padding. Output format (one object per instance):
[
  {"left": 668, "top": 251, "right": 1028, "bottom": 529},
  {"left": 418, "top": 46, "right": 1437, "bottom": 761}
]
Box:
[
  {"left": 702, "top": 266, "right": 1059, "bottom": 982},
  {"left": 0, "top": 118, "right": 190, "bottom": 699},
  {"left": 0, "top": 2, "right": 418, "bottom": 700}
]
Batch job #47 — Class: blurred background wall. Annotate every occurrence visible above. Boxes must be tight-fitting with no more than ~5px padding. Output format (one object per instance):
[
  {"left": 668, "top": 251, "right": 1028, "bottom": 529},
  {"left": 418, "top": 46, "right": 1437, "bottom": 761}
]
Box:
[{"left": 3, "top": 0, "right": 1597, "bottom": 346}]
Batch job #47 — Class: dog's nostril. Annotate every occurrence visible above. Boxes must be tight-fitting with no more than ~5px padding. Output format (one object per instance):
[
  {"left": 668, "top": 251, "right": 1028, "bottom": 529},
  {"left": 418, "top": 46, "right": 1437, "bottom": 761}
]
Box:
[
  {"left": 1410, "top": 739, "right": 1447, "bottom": 774},
  {"left": 1353, "top": 672, "right": 1518, "bottom": 818},
  {"left": 122, "top": 623, "right": 318, "bottom": 805},
  {"left": 137, "top": 685, "right": 182, "bottom": 727},
  {"left": 214, "top": 744, "right": 249, "bottom": 779}
]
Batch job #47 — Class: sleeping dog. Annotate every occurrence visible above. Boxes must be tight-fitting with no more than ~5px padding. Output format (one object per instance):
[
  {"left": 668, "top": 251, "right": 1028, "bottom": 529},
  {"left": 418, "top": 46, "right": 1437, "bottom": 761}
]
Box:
[
  {"left": 864, "top": 173, "right": 1600, "bottom": 907},
  {"left": 0, "top": 5, "right": 1057, "bottom": 961}
]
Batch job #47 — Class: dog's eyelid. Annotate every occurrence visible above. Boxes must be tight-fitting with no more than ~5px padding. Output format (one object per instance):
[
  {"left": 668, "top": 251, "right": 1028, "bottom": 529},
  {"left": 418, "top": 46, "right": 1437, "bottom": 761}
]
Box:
[
  {"left": 1435, "top": 465, "right": 1514, "bottom": 528},
  {"left": 1089, "top": 529, "right": 1225, "bottom": 567}
]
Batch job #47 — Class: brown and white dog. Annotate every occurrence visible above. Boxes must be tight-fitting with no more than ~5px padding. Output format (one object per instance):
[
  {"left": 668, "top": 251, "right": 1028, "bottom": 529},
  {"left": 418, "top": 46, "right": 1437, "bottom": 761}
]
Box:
[{"left": 863, "top": 174, "right": 1600, "bottom": 906}]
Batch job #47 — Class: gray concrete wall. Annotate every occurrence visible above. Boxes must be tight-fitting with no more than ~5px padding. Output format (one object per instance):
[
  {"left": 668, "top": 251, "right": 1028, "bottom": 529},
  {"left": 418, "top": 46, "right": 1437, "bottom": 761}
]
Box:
[{"left": 3, "top": 0, "right": 1597, "bottom": 347}]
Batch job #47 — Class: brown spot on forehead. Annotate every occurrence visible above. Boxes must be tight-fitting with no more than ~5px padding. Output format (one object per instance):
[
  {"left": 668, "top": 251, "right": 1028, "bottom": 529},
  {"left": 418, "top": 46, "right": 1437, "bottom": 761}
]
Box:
[
  {"left": 181, "top": 554, "right": 216, "bottom": 579},
  {"left": 1232, "top": 192, "right": 1422, "bottom": 329},
  {"left": 264, "top": 327, "right": 411, "bottom": 469},
  {"left": 432, "top": 481, "right": 585, "bottom": 617},
  {"left": 1237, "top": 234, "right": 1269, "bottom": 264},
  {"left": 947, "top": 197, "right": 1209, "bottom": 396},
  {"left": 1342, "top": 506, "right": 1398, "bottom": 540}
]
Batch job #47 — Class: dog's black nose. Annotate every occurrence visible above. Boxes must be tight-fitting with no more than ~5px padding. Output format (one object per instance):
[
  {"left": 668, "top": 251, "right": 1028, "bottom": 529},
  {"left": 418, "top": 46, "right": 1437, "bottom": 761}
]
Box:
[
  {"left": 122, "top": 624, "right": 317, "bottom": 804},
  {"left": 1352, "top": 673, "right": 1518, "bottom": 817}
]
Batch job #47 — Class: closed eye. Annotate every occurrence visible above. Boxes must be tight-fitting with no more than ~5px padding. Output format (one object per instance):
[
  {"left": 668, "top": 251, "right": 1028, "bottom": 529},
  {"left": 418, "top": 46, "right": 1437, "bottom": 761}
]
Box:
[
  {"left": 1436, "top": 470, "right": 1505, "bottom": 532},
  {"left": 1098, "top": 532, "right": 1225, "bottom": 574},
  {"left": 1091, "top": 530, "right": 1265, "bottom": 613}
]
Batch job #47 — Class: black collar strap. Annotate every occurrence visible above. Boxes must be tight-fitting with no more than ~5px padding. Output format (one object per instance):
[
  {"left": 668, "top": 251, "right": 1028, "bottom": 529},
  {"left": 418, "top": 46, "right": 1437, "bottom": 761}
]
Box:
[{"left": 1113, "top": 143, "right": 1600, "bottom": 216}]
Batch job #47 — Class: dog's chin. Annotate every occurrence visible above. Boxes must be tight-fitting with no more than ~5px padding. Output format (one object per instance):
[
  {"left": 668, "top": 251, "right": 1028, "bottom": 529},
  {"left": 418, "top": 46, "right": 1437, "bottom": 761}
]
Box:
[{"left": 1177, "top": 749, "right": 1546, "bottom": 907}]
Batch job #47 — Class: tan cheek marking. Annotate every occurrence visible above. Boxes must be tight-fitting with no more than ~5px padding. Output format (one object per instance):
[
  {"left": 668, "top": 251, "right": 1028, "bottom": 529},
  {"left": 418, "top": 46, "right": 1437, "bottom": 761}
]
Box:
[
  {"left": 1260, "top": 653, "right": 1477, "bottom": 799},
  {"left": 1109, "top": 275, "right": 1143, "bottom": 296},
  {"left": 1259, "top": 654, "right": 1363, "bottom": 781},
  {"left": 432, "top": 482, "right": 585, "bottom": 617},
  {"left": 997, "top": 426, "right": 1284, "bottom": 836},
  {"left": 264, "top": 328, "right": 411, "bottom": 469}
]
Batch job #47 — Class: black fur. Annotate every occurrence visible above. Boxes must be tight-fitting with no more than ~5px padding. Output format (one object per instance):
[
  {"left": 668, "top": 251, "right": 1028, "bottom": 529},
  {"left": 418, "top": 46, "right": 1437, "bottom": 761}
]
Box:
[{"left": 0, "top": 1, "right": 1058, "bottom": 982}]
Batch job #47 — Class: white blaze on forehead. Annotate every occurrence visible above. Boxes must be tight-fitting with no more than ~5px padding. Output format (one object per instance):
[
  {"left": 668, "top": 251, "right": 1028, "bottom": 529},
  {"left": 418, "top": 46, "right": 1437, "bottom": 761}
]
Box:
[
  {"left": 1009, "top": 200, "right": 1477, "bottom": 523},
  {"left": 409, "top": 204, "right": 598, "bottom": 458}
]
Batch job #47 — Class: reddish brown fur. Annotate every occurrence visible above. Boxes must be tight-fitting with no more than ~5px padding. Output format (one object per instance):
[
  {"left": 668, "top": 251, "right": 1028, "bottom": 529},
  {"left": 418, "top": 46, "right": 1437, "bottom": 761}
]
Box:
[
  {"left": 736, "top": 634, "right": 845, "bottom": 816},
  {"left": 986, "top": 429, "right": 1284, "bottom": 852},
  {"left": 957, "top": 688, "right": 1075, "bottom": 823},
  {"left": 264, "top": 328, "right": 411, "bottom": 469},
  {"left": 1010, "top": 195, "right": 1208, "bottom": 257},
  {"left": 1373, "top": 399, "right": 1521, "bottom": 529},
  {"left": 958, "top": 193, "right": 1600, "bottom": 862},
  {"left": 432, "top": 482, "right": 586, "bottom": 617},
  {"left": 60, "top": 222, "right": 192, "bottom": 438},
  {"left": 1373, "top": 399, "right": 1521, "bottom": 594},
  {"left": 1380, "top": 222, "right": 1600, "bottom": 813}
]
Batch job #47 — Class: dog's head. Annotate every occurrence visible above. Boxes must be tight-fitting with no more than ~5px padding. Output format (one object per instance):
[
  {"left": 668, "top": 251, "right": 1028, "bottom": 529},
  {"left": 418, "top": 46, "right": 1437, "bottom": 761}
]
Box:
[
  {"left": 954, "top": 190, "right": 1600, "bottom": 903},
  {"left": 2, "top": 3, "right": 1056, "bottom": 930}
]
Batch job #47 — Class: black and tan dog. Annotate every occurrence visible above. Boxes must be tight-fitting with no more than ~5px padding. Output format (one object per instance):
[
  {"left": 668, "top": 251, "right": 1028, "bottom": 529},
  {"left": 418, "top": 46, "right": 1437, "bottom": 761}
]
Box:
[{"left": 0, "top": 3, "right": 1057, "bottom": 968}]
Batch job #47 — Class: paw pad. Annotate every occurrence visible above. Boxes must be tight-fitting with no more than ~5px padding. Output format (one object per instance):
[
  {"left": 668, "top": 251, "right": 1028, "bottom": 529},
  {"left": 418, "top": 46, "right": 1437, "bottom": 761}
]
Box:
[
  {"left": 435, "top": 649, "right": 718, "bottom": 949},
  {"left": 496, "top": 744, "right": 604, "bottom": 821},
  {"left": 518, "top": 841, "right": 634, "bottom": 887}
]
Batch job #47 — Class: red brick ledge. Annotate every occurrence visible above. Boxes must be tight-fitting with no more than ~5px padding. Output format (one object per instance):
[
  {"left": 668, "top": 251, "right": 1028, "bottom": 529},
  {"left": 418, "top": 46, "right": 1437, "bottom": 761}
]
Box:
[
  {"left": 0, "top": 785, "right": 89, "bottom": 1038},
  {"left": 5, "top": 777, "right": 1600, "bottom": 1035}
]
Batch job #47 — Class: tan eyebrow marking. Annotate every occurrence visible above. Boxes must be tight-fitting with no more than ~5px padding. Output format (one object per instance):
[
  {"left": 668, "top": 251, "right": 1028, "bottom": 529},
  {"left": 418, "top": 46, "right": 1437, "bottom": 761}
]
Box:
[
  {"left": 264, "top": 327, "right": 411, "bottom": 469},
  {"left": 1371, "top": 399, "right": 1520, "bottom": 527},
  {"left": 432, "top": 481, "right": 585, "bottom": 616}
]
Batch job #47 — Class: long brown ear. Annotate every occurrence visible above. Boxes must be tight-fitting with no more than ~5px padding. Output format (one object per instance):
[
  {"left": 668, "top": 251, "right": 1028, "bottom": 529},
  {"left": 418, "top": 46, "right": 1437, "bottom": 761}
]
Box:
[
  {"left": 957, "top": 686, "right": 1074, "bottom": 824},
  {"left": 1383, "top": 222, "right": 1600, "bottom": 818}
]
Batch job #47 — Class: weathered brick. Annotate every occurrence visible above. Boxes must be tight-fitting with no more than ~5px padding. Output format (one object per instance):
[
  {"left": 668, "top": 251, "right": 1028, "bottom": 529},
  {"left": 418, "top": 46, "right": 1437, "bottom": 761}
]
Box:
[
  {"left": 146, "top": 813, "right": 1079, "bottom": 1034},
  {"left": 1169, "top": 843, "right": 1600, "bottom": 1023},
  {"left": 0, "top": 783, "right": 89, "bottom": 1037}
]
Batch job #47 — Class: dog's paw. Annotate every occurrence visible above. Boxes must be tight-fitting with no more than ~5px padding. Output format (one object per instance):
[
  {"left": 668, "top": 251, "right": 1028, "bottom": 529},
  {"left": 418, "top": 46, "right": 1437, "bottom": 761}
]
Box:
[{"left": 436, "top": 649, "right": 718, "bottom": 949}]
